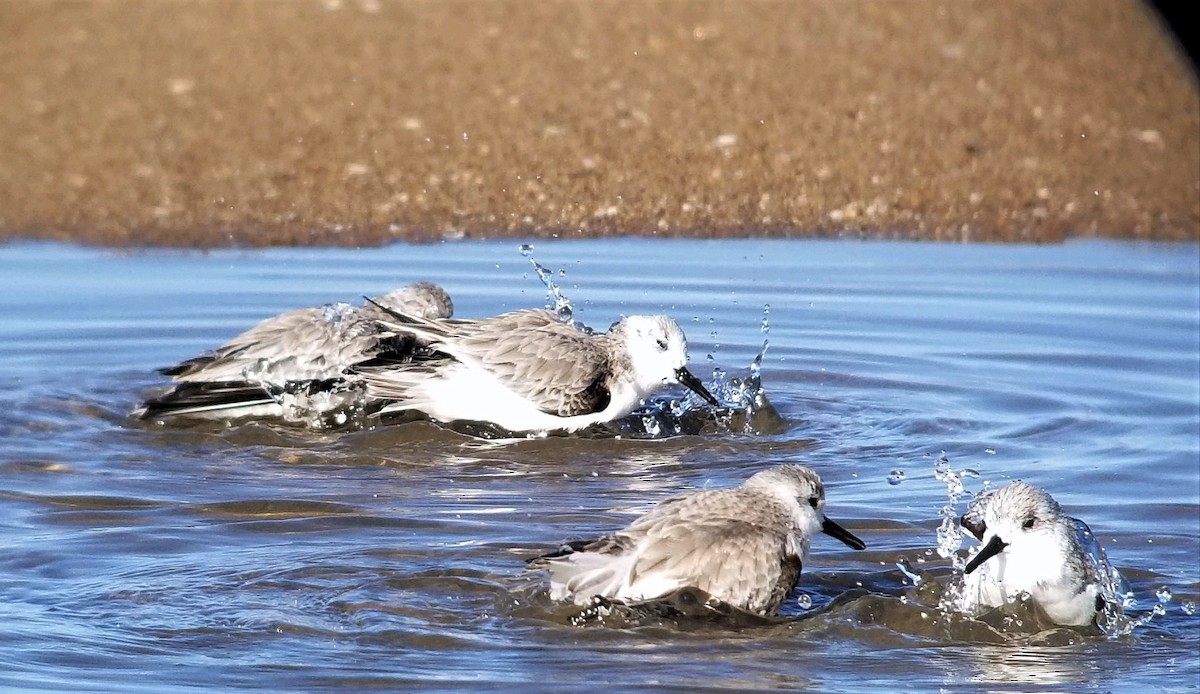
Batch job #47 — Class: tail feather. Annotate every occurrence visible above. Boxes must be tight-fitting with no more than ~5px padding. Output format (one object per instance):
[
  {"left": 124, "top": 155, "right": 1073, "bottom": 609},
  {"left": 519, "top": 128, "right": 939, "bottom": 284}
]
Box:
[
  {"left": 135, "top": 377, "right": 346, "bottom": 420},
  {"left": 363, "top": 297, "right": 454, "bottom": 341},
  {"left": 135, "top": 381, "right": 277, "bottom": 419},
  {"left": 530, "top": 537, "right": 644, "bottom": 605}
]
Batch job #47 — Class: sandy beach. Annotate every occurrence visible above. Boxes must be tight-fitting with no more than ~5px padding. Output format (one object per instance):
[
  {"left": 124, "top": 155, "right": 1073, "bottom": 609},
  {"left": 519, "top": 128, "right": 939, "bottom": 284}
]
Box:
[{"left": 1, "top": 0, "right": 1196, "bottom": 246}]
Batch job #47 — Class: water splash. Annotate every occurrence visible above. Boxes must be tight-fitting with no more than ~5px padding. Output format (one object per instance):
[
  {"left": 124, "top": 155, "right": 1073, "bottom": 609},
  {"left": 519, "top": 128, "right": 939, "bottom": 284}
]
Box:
[
  {"left": 599, "top": 304, "right": 782, "bottom": 439},
  {"left": 934, "top": 453, "right": 968, "bottom": 571},
  {"left": 896, "top": 559, "right": 923, "bottom": 586},
  {"left": 1082, "top": 522, "right": 1134, "bottom": 637},
  {"left": 234, "top": 314, "right": 371, "bottom": 430},
  {"left": 700, "top": 303, "right": 774, "bottom": 435},
  {"left": 515, "top": 252, "right": 778, "bottom": 439},
  {"left": 518, "top": 244, "right": 584, "bottom": 330},
  {"left": 934, "top": 454, "right": 1004, "bottom": 620},
  {"left": 927, "top": 454, "right": 1168, "bottom": 638}
]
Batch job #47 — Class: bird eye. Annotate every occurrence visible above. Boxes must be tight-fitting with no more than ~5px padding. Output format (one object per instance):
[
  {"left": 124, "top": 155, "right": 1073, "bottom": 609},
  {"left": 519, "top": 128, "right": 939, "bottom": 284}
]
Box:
[
  {"left": 655, "top": 338, "right": 668, "bottom": 351},
  {"left": 1022, "top": 516, "right": 1037, "bottom": 529},
  {"left": 808, "top": 496, "right": 819, "bottom": 509}
]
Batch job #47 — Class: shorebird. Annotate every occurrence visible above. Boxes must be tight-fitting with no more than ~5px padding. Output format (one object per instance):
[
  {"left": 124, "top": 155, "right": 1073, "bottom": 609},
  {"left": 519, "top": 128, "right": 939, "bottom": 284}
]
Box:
[
  {"left": 528, "top": 465, "right": 866, "bottom": 616},
  {"left": 355, "top": 307, "right": 720, "bottom": 434},
  {"left": 960, "top": 481, "right": 1111, "bottom": 627},
  {"left": 135, "top": 282, "right": 453, "bottom": 422}
]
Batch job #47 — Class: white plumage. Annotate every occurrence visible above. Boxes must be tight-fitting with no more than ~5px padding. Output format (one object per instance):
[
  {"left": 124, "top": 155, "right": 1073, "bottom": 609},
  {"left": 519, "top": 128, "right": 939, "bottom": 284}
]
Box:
[
  {"left": 357, "top": 309, "right": 718, "bottom": 434},
  {"left": 960, "top": 481, "right": 1111, "bottom": 627}
]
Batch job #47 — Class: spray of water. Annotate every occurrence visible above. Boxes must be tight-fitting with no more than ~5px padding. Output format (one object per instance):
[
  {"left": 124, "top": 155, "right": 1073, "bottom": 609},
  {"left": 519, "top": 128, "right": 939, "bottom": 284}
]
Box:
[
  {"left": 515, "top": 246, "right": 778, "bottom": 438},
  {"left": 702, "top": 303, "right": 773, "bottom": 434},
  {"left": 929, "top": 454, "right": 1177, "bottom": 638},
  {"left": 518, "top": 244, "right": 583, "bottom": 330}
]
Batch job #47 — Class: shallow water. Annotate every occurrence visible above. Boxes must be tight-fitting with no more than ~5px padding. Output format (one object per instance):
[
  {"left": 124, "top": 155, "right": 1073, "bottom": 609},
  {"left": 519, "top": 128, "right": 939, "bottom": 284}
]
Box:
[{"left": 1, "top": 238, "right": 1197, "bottom": 692}]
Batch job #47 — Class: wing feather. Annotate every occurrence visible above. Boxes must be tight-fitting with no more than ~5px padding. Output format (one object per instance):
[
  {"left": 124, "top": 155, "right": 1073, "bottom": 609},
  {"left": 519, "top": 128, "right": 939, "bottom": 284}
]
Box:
[
  {"left": 373, "top": 309, "right": 613, "bottom": 416},
  {"left": 538, "top": 489, "right": 801, "bottom": 614}
]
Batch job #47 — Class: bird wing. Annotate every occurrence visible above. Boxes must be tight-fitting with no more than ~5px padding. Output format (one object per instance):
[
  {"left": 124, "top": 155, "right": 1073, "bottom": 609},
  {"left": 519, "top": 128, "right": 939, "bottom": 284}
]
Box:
[
  {"left": 620, "top": 497, "right": 799, "bottom": 613},
  {"left": 375, "top": 309, "right": 613, "bottom": 417},
  {"left": 541, "top": 490, "right": 799, "bottom": 614},
  {"left": 162, "top": 306, "right": 379, "bottom": 382}
]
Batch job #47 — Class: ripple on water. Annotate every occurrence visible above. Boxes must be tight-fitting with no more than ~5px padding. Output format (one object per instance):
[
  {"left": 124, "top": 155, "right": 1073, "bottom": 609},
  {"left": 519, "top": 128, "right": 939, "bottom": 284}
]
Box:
[{"left": 0, "top": 240, "right": 1196, "bottom": 691}]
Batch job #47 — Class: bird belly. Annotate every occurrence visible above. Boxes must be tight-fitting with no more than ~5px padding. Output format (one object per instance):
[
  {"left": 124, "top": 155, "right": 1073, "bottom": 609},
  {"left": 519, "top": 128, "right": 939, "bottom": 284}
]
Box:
[{"left": 406, "top": 364, "right": 600, "bottom": 433}]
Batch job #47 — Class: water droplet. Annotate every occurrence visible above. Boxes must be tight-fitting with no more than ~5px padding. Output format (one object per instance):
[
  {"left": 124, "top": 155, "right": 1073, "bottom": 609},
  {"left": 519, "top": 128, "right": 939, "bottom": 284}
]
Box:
[
  {"left": 796, "top": 594, "right": 813, "bottom": 609},
  {"left": 1157, "top": 586, "right": 1173, "bottom": 603},
  {"left": 1182, "top": 601, "right": 1196, "bottom": 615},
  {"left": 518, "top": 243, "right": 534, "bottom": 255},
  {"left": 887, "top": 469, "right": 906, "bottom": 485},
  {"left": 896, "top": 559, "right": 922, "bottom": 585}
]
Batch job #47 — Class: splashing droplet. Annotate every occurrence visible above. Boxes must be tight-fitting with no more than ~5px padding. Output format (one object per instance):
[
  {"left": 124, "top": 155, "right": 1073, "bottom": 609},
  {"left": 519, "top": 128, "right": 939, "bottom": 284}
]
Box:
[
  {"left": 796, "top": 594, "right": 813, "bottom": 610},
  {"left": 887, "top": 469, "right": 906, "bottom": 485},
  {"left": 896, "top": 559, "right": 922, "bottom": 585},
  {"left": 1157, "top": 586, "right": 1173, "bottom": 603},
  {"left": 517, "top": 245, "right": 579, "bottom": 329}
]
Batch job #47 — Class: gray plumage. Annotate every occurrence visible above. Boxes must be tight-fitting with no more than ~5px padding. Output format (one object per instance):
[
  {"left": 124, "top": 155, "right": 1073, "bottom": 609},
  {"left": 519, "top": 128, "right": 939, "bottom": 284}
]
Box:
[
  {"left": 530, "top": 465, "right": 866, "bottom": 616},
  {"left": 135, "top": 282, "right": 452, "bottom": 421},
  {"left": 357, "top": 309, "right": 718, "bottom": 433}
]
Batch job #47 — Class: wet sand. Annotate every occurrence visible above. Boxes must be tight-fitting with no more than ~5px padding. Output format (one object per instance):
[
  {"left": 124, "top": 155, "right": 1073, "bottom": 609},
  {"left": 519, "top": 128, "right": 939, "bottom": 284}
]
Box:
[{"left": 1, "top": 0, "right": 1196, "bottom": 246}]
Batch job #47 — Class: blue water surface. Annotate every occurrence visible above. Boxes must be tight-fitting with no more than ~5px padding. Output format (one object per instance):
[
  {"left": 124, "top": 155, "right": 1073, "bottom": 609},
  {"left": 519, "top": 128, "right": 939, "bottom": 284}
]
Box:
[{"left": 0, "top": 238, "right": 1196, "bottom": 692}]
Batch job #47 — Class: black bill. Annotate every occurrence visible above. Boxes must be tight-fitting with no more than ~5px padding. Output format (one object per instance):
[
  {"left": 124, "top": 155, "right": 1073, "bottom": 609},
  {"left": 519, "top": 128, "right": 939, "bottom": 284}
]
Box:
[
  {"left": 959, "top": 513, "right": 987, "bottom": 541},
  {"left": 675, "top": 367, "right": 720, "bottom": 406},
  {"left": 821, "top": 517, "right": 867, "bottom": 550},
  {"left": 963, "top": 535, "right": 1007, "bottom": 575}
]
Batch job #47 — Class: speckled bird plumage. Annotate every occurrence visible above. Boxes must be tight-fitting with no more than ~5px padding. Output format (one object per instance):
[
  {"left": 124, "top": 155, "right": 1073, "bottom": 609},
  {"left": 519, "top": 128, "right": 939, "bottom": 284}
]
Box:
[
  {"left": 135, "top": 282, "right": 453, "bottom": 421},
  {"left": 530, "top": 465, "right": 866, "bottom": 616},
  {"left": 356, "top": 309, "right": 718, "bottom": 433}
]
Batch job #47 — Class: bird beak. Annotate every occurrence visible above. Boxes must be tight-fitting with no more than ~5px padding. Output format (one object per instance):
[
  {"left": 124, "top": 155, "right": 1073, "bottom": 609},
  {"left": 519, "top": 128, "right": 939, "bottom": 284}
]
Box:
[
  {"left": 964, "top": 535, "right": 1007, "bottom": 574},
  {"left": 959, "top": 514, "right": 986, "bottom": 541},
  {"left": 821, "top": 517, "right": 866, "bottom": 550},
  {"left": 675, "top": 367, "right": 720, "bottom": 406}
]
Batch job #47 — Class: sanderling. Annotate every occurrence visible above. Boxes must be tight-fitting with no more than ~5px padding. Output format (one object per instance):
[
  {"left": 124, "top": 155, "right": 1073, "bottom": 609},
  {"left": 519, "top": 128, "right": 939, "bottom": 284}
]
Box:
[
  {"left": 528, "top": 465, "right": 866, "bottom": 616},
  {"left": 960, "top": 481, "right": 1111, "bottom": 627},
  {"left": 135, "top": 282, "right": 453, "bottom": 421},
  {"left": 356, "top": 307, "right": 720, "bottom": 434}
]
